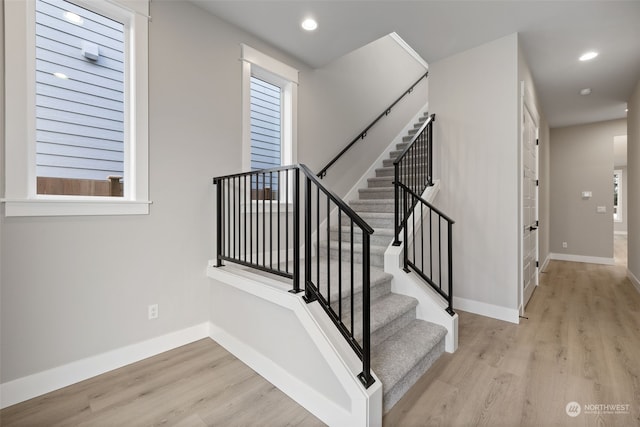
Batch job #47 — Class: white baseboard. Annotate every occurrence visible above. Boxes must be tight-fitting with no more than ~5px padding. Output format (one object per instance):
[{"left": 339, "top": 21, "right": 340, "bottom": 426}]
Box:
[
  {"left": 549, "top": 253, "right": 615, "bottom": 266},
  {"left": 628, "top": 269, "right": 640, "bottom": 294},
  {"left": 453, "top": 296, "right": 520, "bottom": 324},
  {"left": 0, "top": 323, "right": 210, "bottom": 409}
]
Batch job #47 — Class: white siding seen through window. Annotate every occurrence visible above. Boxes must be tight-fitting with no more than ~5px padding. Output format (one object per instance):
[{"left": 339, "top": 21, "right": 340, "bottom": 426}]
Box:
[{"left": 36, "top": 0, "right": 125, "bottom": 191}]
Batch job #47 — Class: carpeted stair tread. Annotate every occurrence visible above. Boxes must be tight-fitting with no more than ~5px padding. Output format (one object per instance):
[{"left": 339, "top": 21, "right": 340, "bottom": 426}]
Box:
[
  {"left": 372, "top": 319, "right": 447, "bottom": 410},
  {"left": 352, "top": 293, "right": 419, "bottom": 346}
]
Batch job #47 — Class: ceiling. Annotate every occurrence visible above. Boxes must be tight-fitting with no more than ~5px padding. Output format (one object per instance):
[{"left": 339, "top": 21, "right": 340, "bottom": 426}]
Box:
[{"left": 191, "top": 1, "right": 640, "bottom": 128}]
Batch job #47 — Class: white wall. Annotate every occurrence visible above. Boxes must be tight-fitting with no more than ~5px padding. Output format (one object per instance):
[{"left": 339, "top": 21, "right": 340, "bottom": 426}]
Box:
[
  {"left": 550, "top": 119, "right": 626, "bottom": 260},
  {"left": 628, "top": 78, "right": 640, "bottom": 286},
  {"left": 299, "top": 34, "right": 427, "bottom": 197},
  {"left": 429, "top": 33, "right": 520, "bottom": 321}
]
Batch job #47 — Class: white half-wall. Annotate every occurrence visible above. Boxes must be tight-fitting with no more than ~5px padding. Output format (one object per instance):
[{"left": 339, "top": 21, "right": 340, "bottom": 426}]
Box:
[
  {"left": 0, "top": 323, "right": 210, "bottom": 409},
  {"left": 207, "top": 266, "right": 382, "bottom": 427}
]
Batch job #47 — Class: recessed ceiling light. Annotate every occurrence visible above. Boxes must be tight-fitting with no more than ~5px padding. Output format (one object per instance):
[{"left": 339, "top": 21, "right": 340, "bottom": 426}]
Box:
[
  {"left": 626, "top": 108, "right": 629, "bottom": 112},
  {"left": 301, "top": 18, "right": 318, "bottom": 31},
  {"left": 53, "top": 72, "right": 69, "bottom": 80},
  {"left": 580, "top": 88, "right": 592, "bottom": 96},
  {"left": 63, "top": 11, "right": 84, "bottom": 25},
  {"left": 579, "top": 51, "right": 598, "bottom": 61}
]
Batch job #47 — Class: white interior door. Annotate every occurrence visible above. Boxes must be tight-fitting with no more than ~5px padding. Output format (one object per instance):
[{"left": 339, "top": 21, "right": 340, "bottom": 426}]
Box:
[{"left": 522, "top": 101, "right": 539, "bottom": 309}]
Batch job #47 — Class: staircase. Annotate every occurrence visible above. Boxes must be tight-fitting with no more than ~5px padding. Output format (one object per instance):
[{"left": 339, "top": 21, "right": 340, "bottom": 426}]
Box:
[{"left": 321, "top": 112, "right": 447, "bottom": 412}]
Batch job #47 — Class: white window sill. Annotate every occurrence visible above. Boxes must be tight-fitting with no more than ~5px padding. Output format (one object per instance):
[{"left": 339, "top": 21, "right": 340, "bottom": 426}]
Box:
[{"left": 2, "top": 198, "right": 152, "bottom": 217}]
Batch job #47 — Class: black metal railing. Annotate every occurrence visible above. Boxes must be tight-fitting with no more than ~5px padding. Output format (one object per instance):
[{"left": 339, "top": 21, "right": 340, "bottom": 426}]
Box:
[
  {"left": 213, "top": 164, "right": 375, "bottom": 388},
  {"left": 317, "top": 72, "right": 428, "bottom": 179},
  {"left": 393, "top": 113, "right": 455, "bottom": 315},
  {"left": 393, "top": 114, "right": 435, "bottom": 245}
]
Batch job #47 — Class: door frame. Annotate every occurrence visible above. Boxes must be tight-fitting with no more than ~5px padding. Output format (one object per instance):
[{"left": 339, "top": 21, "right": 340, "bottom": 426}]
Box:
[{"left": 519, "top": 81, "right": 540, "bottom": 316}]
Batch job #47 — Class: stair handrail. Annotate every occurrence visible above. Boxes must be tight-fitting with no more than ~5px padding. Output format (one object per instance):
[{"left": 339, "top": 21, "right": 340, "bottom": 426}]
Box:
[
  {"left": 317, "top": 72, "right": 428, "bottom": 179},
  {"left": 213, "top": 163, "right": 376, "bottom": 388}
]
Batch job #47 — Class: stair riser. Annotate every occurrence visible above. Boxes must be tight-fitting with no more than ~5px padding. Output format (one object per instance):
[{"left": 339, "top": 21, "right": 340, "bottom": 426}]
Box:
[
  {"left": 349, "top": 202, "right": 394, "bottom": 213},
  {"left": 358, "top": 189, "right": 394, "bottom": 200},
  {"left": 327, "top": 279, "right": 392, "bottom": 315},
  {"left": 376, "top": 167, "right": 394, "bottom": 177},
  {"left": 382, "top": 338, "right": 446, "bottom": 413},
  {"left": 329, "top": 229, "right": 393, "bottom": 247},
  {"left": 368, "top": 308, "right": 416, "bottom": 348},
  {"left": 341, "top": 214, "right": 394, "bottom": 229},
  {"left": 367, "top": 178, "right": 394, "bottom": 188},
  {"left": 383, "top": 158, "right": 428, "bottom": 168},
  {"left": 328, "top": 246, "right": 385, "bottom": 267}
]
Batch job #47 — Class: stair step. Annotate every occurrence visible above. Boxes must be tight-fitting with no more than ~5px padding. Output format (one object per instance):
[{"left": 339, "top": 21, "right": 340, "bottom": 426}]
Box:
[
  {"left": 342, "top": 212, "right": 394, "bottom": 229},
  {"left": 358, "top": 187, "right": 394, "bottom": 200},
  {"left": 319, "top": 240, "right": 387, "bottom": 267},
  {"left": 329, "top": 225, "right": 394, "bottom": 247},
  {"left": 389, "top": 150, "right": 428, "bottom": 160},
  {"left": 375, "top": 167, "right": 395, "bottom": 177},
  {"left": 372, "top": 319, "right": 447, "bottom": 413},
  {"left": 349, "top": 199, "right": 395, "bottom": 213},
  {"left": 383, "top": 157, "right": 428, "bottom": 168},
  {"left": 352, "top": 293, "right": 418, "bottom": 347},
  {"left": 312, "top": 258, "right": 393, "bottom": 311}
]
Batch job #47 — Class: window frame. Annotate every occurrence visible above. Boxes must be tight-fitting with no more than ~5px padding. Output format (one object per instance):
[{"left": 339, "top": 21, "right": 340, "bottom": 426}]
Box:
[
  {"left": 241, "top": 44, "right": 298, "bottom": 178},
  {"left": 2, "top": 0, "right": 150, "bottom": 216}
]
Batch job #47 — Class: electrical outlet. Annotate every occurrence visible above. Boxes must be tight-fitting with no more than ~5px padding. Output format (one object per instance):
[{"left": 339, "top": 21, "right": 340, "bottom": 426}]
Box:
[
  {"left": 148, "top": 304, "right": 158, "bottom": 320},
  {"left": 562, "top": 242, "right": 568, "bottom": 249}
]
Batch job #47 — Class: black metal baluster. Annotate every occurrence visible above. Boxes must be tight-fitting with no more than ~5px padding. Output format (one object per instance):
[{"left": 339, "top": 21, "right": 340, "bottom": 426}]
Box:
[
  {"left": 327, "top": 197, "right": 331, "bottom": 306},
  {"left": 277, "top": 171, "right": 281, "bottom": 271},
  {"left": 316, "top": 186, "right": 320, "bottom": 292},
  {"left": 350, "top": 220, "right": 354, "bottom": 336},
  {"left": 429, "top": 207, "right": 433, "bottom": 280},
  {"left": 438, "top": 216, "right": 442, "bottom": 291},
  {"left": 270, "top": 171, "right": 273, "bottom": 270},
  {"left": 447, "top": 222, "right": 454, "bottom": 315},
  {"left": 292, "top": 168, "right": 300, "bottom": 293},
  {"left": 358, "top": 232, "right": 374, "bottom": 388},
  {"left": 338, "top": 207, "right": 342, "bottom": 321},
  {"left": 286, "top": 169, "right": 289, "bottom": 274},
  {"left": 262, "top": 172, "right": 266, "bottom": 268}
]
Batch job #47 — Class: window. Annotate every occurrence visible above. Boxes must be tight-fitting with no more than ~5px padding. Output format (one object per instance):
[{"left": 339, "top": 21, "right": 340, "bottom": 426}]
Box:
[
  {"left": 3, "top": 0, "right": 150, "bottom": 216},
  {"left": 614, "top": 170, "right": 622, "bottom": 222},
  {"left": 241, "top": 44, "right": 298, "bottom": 202}
]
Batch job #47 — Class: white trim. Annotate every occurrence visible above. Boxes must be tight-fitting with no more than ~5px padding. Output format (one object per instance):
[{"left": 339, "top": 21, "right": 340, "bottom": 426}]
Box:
[
  {"left": 540, "top": 253, "right": 551, "bottom": 272},
  {"left": 628, "top": 269, "right": 640, "bottom": 294},
  {"left": 2, "top": 199, "right": 152, "bottom": 216},
  {"left": 614, "top": 231, "right": 628, "bottom": 236},
  {"left": 0, "top": 323, "right": 210, "bottom": 409},
  {"left": 453, "top": 296, "right": 520, "bottom": 324},
  {"left": 240, "top": 44, "right": 298, "bottom": 84},
  {"left": 388, "top": 32, "right": 428, "bottom": 70},
  {"left": 549, "top": 253, "right": 615, "bottom": 266}
]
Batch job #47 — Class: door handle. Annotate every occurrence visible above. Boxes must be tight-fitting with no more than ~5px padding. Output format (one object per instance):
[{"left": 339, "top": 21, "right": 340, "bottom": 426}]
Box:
[{"left": 529, "top": 226, "right": 538, "bottom": 231}]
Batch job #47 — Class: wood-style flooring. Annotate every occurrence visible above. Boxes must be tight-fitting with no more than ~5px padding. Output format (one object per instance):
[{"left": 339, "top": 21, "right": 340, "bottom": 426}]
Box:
[{"left": 2, "top": 237, "right": 638, "bottom": 426}]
